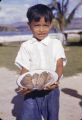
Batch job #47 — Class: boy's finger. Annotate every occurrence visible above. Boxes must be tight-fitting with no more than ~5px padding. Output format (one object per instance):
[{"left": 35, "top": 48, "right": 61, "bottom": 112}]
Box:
[
  {"left": 23, "top": 89, "right": 31, "bottom": 95},
  {"left": 20, "top": 88, "right": 32, "bottom": 95},
  {"left": 15, "top": 87, "right": 23, "bottom": 93},
  {"left": 45, "top": 84, "right": 58, "bottom": 90}
]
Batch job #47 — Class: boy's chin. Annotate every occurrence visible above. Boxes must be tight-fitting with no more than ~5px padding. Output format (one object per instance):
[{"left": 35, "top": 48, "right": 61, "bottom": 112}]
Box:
[
  {"left": 35, "top": 36, "right": 47, "bottom": 41},
  {"left": 37, "top": 38, "right": 43, "bottom": 41}
]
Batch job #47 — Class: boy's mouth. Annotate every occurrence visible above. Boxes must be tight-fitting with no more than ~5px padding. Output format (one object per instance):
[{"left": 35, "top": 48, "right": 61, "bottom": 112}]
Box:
[
  {"left": 38, "top": 33, "right": 47, "bottom": 36},
  {"left": 36, "top": 34, "right": 47, "bottom": 40}
]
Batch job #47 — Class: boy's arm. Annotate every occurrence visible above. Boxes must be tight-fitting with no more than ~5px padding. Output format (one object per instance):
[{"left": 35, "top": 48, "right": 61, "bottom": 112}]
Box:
[
  {"left": 45, "top": 58, "right": 63, "bottom": 90},
  {"left": 56, "top": 58, "right": 63, "bottom": 82},
  {"left": 20, "top": 67, "right": 29, "bottom": 75},
  {"left": 16, "top": 67, "right": 31, "bottom": 95}
]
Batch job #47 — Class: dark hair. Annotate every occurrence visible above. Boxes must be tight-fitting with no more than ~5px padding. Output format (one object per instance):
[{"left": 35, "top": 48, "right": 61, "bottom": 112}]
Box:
[{"left": 27, "top": 4, "right": 53, "bottom": 23}]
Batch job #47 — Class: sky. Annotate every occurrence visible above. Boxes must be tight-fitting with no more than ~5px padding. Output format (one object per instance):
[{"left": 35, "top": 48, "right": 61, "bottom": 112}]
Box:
[
  {"left": 0, "top": 0, "right": 82, "bottom": 24},
  {"left": 0, "top": 0, "right": 53, "bottom": 24},
  {"left": 67, "top": 0, "right": 82, "bottom": 18}
]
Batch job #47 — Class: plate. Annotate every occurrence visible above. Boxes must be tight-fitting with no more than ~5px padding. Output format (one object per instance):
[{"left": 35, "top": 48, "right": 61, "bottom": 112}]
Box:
[{"left": 16, "top": 69, "right": 58, "bottom": 90}]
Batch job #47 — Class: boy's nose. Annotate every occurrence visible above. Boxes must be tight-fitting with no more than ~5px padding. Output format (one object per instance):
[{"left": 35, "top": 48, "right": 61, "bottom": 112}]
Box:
[{"left": 39, "top": 26, "right": 44, "bottom": 32}]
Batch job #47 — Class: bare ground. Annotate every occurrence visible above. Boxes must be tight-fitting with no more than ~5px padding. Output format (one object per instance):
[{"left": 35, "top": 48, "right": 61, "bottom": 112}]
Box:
[{"left": 0, "top": 67, "right": 82, "bottom": 120}]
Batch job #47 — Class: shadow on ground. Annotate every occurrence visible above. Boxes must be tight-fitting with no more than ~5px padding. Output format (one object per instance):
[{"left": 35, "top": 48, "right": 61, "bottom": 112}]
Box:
[
  {"left": 66, "top": 41, "right": 82, "bottom": 46},
  {"left": 61, "top": 88, "right": 82, "bottom": 120},
  {"left": 61, "top": 88, "right": 82, "bottom": 100},
  {"left": 61, "top": 88, "right": 82, "bottom": 107},
  {"left": 11, "top": 94, "right": 24, "bottom": 120}
]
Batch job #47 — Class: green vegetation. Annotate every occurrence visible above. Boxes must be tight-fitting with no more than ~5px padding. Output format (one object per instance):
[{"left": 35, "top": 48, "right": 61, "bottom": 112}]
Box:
[
  {"left": 0, "top": 43, "right": 82, "bottom": 77},
  {"left": 64, "top": 45, "right": 82, "bottom": 76},
  {"left": 0, "top": 43, "right": 20, "bottom": 70},
  {"left": 52, "top": 0, "right": 82, "bottom": 31}
]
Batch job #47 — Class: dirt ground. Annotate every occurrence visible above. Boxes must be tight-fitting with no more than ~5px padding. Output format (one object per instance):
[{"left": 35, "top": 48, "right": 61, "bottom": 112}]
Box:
[{"left": 0, "top": 67, "right": 82, "bottom": 120}]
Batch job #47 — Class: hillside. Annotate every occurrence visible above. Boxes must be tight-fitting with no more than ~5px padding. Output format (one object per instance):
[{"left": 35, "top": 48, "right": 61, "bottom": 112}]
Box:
[
  {"left": 0, "top": 22, "right": 32, "bottom": 35},
  {"left": 0, "top": 25, "right": 18, "bottom": 32}
]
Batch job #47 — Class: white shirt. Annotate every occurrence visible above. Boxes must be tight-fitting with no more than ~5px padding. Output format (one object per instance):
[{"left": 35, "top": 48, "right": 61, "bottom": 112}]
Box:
[{"left": 15, "top": 36, "right": 66, "bottom": 72}]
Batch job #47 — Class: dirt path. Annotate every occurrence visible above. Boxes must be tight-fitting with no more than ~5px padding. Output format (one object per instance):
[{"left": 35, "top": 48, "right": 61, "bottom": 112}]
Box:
[{"left": 0, "top": 67, "right": 82, "bottom": 120}]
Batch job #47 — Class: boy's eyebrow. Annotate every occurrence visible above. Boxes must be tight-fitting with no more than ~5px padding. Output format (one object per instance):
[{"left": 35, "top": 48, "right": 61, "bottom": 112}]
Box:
[
  {"left": 31, "top": 24, "right": 50, "bottom": 26},
  {"left": 31, "top": 21, "right": 51, "bottom": 24}
]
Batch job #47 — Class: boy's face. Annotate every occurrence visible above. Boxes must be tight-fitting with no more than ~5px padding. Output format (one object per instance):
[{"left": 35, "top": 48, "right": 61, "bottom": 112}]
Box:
[{"left": 29, "top": 17, "right": 52, "bottom": 41}]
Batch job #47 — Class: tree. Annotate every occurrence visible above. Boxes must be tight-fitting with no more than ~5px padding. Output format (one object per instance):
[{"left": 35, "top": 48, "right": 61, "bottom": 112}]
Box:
[
  {"left": 0, "top": 0, "right": 2, "bottom": 10},
  {"left": 52, "top": 0, "right": 82, "bottom": 31}
]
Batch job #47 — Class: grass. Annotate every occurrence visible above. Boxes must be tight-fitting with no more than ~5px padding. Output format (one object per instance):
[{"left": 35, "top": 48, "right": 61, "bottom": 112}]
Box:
[
  {"left": 0, "top": 42, "right": 82, "bottom": 77},
  {"left": 64, "top": 43, "right": 82, "bottom": 76},
  {"left": 0, "top": 43, "right": 20, "bottom": 70}
]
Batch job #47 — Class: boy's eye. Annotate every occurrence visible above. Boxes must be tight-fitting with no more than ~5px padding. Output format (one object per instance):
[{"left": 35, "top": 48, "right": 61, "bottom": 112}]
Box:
[
  {"left": 44, "top": 25, "right": 49, "bottom": 27},
  {"left": 34, "top": 24, "right": 49, "bottom": 27},
  {"left": 32, "top": 24, "right": 50, "bottom": 30},
  {"left": 33, "top": 25, "right": 40, "bottom": 28},
  {"left": 35, "top": 25, "right": 39, "bottom": 27},
  {"left": 44, "top": 24, "right": 49, "bottom": 26},
  {"left": 34, "top": 24, "right": 39, "bottom": 26}
]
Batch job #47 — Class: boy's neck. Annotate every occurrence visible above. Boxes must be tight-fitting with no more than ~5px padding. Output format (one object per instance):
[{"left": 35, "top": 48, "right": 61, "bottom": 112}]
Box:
[{"left": 33, "top": 36, "right": 48, "bottom": 42}]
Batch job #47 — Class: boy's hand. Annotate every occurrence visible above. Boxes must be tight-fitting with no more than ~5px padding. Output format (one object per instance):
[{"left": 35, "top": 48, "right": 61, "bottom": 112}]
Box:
[
  {"left": 15, "top": 86, "right": 32, "bottom": 95},
  {"left": 44, "top": 81, "right": 59, "bottom": 90}
]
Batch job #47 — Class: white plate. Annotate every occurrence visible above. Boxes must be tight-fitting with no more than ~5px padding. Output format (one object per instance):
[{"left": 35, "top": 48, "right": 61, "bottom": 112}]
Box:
[{"left": 16, "top": 69, "right": 58, "bottom": 89}]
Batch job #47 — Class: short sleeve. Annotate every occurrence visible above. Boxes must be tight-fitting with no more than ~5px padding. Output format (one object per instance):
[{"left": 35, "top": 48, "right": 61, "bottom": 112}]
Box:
[
  {"left": 55, "top": 41, "right": 67, "bottom": 66},
  {"left": 15, "top": 43, "right": 31, "bottom": 70}
]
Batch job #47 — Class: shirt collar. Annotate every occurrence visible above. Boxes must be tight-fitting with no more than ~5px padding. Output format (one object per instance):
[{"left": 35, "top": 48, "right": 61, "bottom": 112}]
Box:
[{"left": 30, "top": 36, "right": 50, "bottom": 46}]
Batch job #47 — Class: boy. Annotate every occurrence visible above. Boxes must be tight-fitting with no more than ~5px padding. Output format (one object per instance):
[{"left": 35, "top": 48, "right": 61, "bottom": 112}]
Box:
[{"left": 15, "top": 4, "right": 66, "bottom": 120}]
